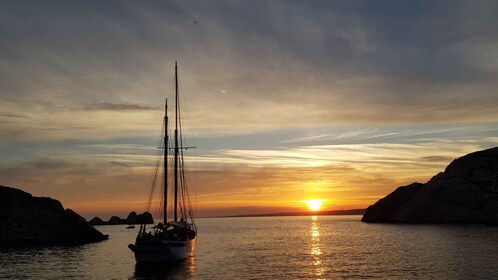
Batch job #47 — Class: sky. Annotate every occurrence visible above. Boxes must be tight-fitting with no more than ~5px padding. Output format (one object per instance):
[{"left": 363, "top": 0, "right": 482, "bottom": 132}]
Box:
[{"left": 1, "top": 1, "right": 498, "bottom": 219}]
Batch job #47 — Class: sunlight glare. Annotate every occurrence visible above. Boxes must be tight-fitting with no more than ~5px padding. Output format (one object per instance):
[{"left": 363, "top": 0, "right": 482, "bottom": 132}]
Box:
[{"left": 304, "top": 199, "right": 323, "bottom": 211}]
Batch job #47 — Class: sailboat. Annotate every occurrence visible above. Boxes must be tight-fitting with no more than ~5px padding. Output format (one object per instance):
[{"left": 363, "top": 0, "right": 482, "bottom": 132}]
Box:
[{"left": 128, "top": 62, "right": 197, "bottom": 263}]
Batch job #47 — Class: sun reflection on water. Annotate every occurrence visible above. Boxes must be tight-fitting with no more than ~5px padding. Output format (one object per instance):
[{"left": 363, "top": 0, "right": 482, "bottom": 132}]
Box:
[{"left": 310, "top": 215, "right": 325, "bottom": 278}]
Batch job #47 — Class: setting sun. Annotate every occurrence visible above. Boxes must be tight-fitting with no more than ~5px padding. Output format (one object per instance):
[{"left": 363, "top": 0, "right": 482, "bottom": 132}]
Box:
[{"left": 304, "top": 199, "right": 324, "bottom": 211}]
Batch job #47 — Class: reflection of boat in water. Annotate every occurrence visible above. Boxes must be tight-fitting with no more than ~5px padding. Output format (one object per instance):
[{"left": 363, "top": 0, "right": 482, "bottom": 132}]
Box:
[
  {"left": 129, "top": 62, "right": 197, "bottom": 263},
  {"left": 126, "top": 225, "right": 135, "bottom": 229}
]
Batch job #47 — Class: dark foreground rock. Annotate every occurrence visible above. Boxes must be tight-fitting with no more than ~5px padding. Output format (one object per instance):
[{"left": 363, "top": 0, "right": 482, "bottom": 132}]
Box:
[
  {"left": 0, "top": 185, "right": 108, "bottom": 247},
  {"left": 88, "top": 211, "right": 153, "bottom": 226},
  {"left": 362, "top": 147, "right": 498, "bottom": 226}
]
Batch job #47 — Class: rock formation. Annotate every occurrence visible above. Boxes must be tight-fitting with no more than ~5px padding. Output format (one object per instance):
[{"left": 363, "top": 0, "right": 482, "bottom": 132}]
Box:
[
  {"left": 0, "top": 185, "right": 108, "bottom": 247},
  {"left": 107, "top": 216, "right": 126, "bottom": 224},
  {"left": 126, "top": 211, "right": 154, "bottom": 224},
  {"left": 362, "top": 147, "right": 498, "bottom": 226},
  {"left": 88, "top": 211, "right": 154, "bottom": 226},
  {"left": 126, "top": 211, "right": 139, "bottom": 223},
  {"left": 135, "top": 212, "right": 154, "bottom": 224},
  {"left": 88, "top": 217, "right": 106, "bottom": 225}
]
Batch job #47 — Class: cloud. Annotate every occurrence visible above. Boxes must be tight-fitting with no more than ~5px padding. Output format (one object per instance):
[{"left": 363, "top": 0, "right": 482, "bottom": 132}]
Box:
[
  {"left": 1, "top": 0, "right": 498, "bottom": 138},
  {"left": 109, "top": 161, "right": 131, "bottom": 167},
  {"left": 1, "top": 1, "right": 498, "bottom": 217},
  {"left": 0, "top": 113, "right": 25, "bottom": 118},
  {"left": 84, "top": 102, "right": 156, "bottom": 111},
  {"left": 420, "top": 156, "right": 455, "bottom": 163},
  {"left": 0, "top": 131, "right": 491, "bottom": 217}
]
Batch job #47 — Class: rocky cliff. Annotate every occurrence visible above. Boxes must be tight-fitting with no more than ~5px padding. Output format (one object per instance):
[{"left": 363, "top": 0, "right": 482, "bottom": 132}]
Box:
[
  {"left": 0, "top": 185, "right": 108, "bottom": 247},
  {"left": 362, "top": 147, "right": 498, "bottom": 226}
]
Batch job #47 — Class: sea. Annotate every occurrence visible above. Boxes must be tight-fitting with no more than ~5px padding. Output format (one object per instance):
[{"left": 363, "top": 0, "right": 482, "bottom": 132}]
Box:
[{"left": 1, "top": 215, "right": 498, "bottom": 279}]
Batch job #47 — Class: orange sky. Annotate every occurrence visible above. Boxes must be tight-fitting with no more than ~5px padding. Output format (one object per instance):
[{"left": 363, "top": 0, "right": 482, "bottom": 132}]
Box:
[{"left": 2, "top": 136, "right": 494, "bottom": 219}]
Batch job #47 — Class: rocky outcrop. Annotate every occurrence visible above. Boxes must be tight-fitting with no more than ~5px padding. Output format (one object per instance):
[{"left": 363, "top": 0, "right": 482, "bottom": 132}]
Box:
[
  {"left": 88, "top": 211, "right": 154, "bottom": 226},
  {"left": 135, "top": 212, "right": 153, "bottom": 224},
  {"left": 88, "top": 217, "right": 106, "bottom": 225},
  {"left": 362, "top": 147, "right": 498, "bottom": 226},
  {"left": 0, "top": 185, "right": 108, "bottom": 247},
  {"left": 108, "top": 216, "right": 126, "bottom": 224},
  {"left": 126, "top": 211, "right": 154, "bottom": 224},
  {"left": 126, "top": 211, "right": 139, "bottom": 223}
]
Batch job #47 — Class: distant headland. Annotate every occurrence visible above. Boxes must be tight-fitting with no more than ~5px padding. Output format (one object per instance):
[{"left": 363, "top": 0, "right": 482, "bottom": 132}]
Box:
[
  {"left": 89, "top": 211, "right": 154, "bottom": 226},
  {"left": 0, "top": 185, "right": 108, "bottom": 247},
  {"left": 362, "top": 147, "right": 498, "bottom": 226}
]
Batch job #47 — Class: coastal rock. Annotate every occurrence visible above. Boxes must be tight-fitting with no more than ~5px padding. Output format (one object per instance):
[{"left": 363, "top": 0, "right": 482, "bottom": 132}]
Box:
[
  {"left": 132, "top": 212, "right": 154, "bottom": 224},
  {"left": 362, "top": 147, "right": 498, "bottom": 226},
  {"left": 0, "top": 185, "right": 108, "bottom": 247},
  {"left": 126, "top": 211, "right": 138, "bottom": 223},
  {"left": 108, "top": 216, "right": 125, "bottom": 224},
  {"left": 88, "top": 211, "right": 154, "bottom": 226},
  {"left": 88, "top": 217, "right": 106, "bottom": 225}
]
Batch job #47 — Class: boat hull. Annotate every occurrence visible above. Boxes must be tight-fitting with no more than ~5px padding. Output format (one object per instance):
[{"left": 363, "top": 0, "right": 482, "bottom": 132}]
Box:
[{"left": 129, "top": 239, "right": 195, "bottom": 263}]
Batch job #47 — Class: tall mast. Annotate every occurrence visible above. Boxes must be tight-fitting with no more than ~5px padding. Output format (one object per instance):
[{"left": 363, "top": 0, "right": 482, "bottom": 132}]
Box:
[
  {"left": 163, "top": 99, "right": 168, "bottom": 224},
  {"left": 174, "top": 61, "right": 179, "bottom": 222}
]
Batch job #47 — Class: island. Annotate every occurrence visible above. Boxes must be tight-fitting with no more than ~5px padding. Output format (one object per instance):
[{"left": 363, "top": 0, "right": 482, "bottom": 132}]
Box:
[
  {"left": 362, "top": 147, "right": 498, "bottom": 226},
  {"left": 88, "top": 211, "right": 154, "bottom": 226},
  {"left": 0, "top": 185, "right": 108, "bottom": 247}
]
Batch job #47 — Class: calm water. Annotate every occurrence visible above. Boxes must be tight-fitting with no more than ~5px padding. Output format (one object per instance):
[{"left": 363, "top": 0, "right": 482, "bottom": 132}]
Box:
[{"left": 1, "top": 216, "right": 498, "bottom": 279}]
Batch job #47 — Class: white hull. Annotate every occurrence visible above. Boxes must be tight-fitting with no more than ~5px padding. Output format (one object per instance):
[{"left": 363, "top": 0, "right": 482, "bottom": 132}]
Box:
[{"left": 129, "top": 238, "right": 195, "bottom": 263}]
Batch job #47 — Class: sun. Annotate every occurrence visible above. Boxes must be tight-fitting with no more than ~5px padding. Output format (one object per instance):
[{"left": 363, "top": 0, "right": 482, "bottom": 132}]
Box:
[{"left": 304, "top": 199, "right": 324, "bottom": 211}]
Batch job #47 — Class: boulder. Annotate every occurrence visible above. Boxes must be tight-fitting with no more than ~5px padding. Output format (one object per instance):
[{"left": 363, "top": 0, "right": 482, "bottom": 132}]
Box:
[
  {"left": 0, "top": 185, "right": 108, "bottom": 247},
  {"left": 362, "top": 147, "right": 498, "bottom": 226}
]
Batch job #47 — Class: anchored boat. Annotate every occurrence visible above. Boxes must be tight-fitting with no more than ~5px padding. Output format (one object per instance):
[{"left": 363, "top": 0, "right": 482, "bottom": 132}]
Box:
[{"left": 129, "top": 62, "right": 197, "bottom": 263}]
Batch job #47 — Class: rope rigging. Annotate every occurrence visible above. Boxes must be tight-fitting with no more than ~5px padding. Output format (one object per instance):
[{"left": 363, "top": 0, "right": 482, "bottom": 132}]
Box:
[
  {"left": 142, "top": 62, "right": 196, "bottom": 229},
  {"left": 145, "top": 121, "right": 165, "bottom": 213}
]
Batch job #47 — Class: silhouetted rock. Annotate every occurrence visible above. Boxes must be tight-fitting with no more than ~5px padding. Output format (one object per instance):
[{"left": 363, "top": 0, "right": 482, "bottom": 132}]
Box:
[
  {"left": 0, "top": 185, "right": 108, "bottom": 247},
  {"left": 362, "top": 148, "right": 498, "bottom": 226},
  {"left": 90, "top": 211, "right": 154, "bottom": 226},
  {"left": 126, "top": 211, "right": 138, "bottom": 224},
  {"left": 89, "top": 217, "right": 106, "bottom": 225},
  {"left": 108, "top": 216, "right": 125, "bottom": 224},
  {"left": 133, "top": 212, "right": 154, "bottom": 224}
]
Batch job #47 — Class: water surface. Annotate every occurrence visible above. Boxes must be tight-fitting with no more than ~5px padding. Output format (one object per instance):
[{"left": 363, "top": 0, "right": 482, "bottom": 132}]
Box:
[{"left": 1, "top": 216, "right": 497, "bottom": 279}]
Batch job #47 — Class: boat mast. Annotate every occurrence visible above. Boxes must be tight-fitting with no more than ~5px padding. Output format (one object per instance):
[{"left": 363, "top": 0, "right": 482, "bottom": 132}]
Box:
[
  {"left": 164, "top": 99, "right": 168, "bottom": 224},
  {"left": 174, "top": 61, "right": 179, "bottom": 222}
]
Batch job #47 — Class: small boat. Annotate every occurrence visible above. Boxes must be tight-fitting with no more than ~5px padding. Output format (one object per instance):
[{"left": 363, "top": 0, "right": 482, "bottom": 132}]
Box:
[
  {"left": 126, "top": 225, "right": 136, "bottom": 229},
  {"left": 129, "top": 62, "right": 197, "bottom": 263}
]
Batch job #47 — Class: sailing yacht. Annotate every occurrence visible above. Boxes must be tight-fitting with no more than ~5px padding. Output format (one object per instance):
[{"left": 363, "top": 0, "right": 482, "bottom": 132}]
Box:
[{"left": 129, "top": 62, "right": 197, "bottom": 263}]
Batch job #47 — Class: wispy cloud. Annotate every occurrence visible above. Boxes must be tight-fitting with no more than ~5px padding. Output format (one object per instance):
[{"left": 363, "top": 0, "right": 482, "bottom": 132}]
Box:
[
  {"left": 0, "top": 113, "right": 26, "bottom": 118},
  {"left": 0, "top": 133, "right": 491, "bottom": 218},
  {"left": 83, "top": 102, "right": 157, "bottom": 111},
  {"left": 1, "top": 1, "right": 498, "bottom": 138},
  {"left": 109, "top": 161, "right": 131, "bottom": 167}
]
